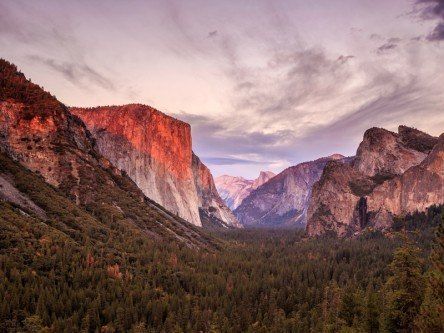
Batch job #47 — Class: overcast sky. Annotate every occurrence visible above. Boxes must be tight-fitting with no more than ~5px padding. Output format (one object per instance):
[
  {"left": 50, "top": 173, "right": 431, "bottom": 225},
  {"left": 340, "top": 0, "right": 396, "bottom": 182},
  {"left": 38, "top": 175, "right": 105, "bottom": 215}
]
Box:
[{"left": 1, "top": 0, "right": 443, "bottom": 178}]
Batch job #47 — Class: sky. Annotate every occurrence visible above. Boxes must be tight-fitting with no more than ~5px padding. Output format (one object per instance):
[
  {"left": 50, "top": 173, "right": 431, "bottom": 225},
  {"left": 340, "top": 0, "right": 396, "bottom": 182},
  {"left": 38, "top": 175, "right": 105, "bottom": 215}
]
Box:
[{"left": 1, "top": 0, "right": 443, "bottom": 178}]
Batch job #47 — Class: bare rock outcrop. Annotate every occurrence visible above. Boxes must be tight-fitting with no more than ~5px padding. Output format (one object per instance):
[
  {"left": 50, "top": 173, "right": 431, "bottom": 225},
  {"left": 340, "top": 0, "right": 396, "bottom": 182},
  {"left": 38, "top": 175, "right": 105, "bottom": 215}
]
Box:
[
  {"left": 0, "top": 58, "right": 221, "bottom": 248},
  {"left": 215, "top": 171, "right": 275, "bottom": 210},
  {"left": 306, "top": 126, "right": 442, "bottom": 236},
  {"left": 71, "top": 104, "right": 239, "bottom": 228},
  {"left": 192, "top": 154, "right": 241, "bottom": 228},
  {"left": 235, "top": 155, "right": 345, "bottom": 227}
]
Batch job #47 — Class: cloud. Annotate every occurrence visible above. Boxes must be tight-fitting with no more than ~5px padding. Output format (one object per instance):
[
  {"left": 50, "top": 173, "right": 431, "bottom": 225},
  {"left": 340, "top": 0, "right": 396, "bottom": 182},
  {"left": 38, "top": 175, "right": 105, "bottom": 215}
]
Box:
[
  {"left": 428, "top": 22, "right": 444, "bottom": 40},
  {"left": 173, "top": 25, "right": 444, "bottom": 172},
  {"left": 160, "top": 1, "right": 444, "bottom": 175},
  {"left": 0, "top": 1, "right": 121, "bottom": 95},
  {"left": 0, "top": 1, "right": 76, "bottom": 49},
  {"left": 377, "top": 42, "right": 398, "bottom": 53},
  {"left": 337, "top": 55, "right": 355, "bottom": 64},
  {"left": 203, "top": 157, "right": 269, "bottom": 165},
  {"left": 376, "top": 37, "right": 403, "bottom": 54},
  {"left": 415, "top": 0, "right": 444, "bottom": 40},
  {"left": 27, "top": 55, "right": 115, "bottom": 91},
  {"left": 2, "top": 0, "right": 443, "bottom": 178},
  {"left": 207, "top": 30, "right": 218, "bottom": 38},
  {"left": 370, "top": 33, "right": 383, "bottom": 41}
]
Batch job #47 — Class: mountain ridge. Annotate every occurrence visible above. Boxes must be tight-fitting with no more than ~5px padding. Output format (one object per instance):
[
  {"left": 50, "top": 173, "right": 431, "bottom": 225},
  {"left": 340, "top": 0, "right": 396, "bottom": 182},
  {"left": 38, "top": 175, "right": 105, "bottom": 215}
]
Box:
[
  {"left": 70, "top": 104, "right": 240, "bottom": 228},
  {"left": 234, "top": 154, "right": 347, "bottom": 227},
  {"left": 0, "top": 58, "right": 219, "bottom": 247},
  {"left": 307, "top": 126, "right": 443, "bottom": 236},
  {"left": 215, "top": 170, "right": 276, "bottom": 210}
]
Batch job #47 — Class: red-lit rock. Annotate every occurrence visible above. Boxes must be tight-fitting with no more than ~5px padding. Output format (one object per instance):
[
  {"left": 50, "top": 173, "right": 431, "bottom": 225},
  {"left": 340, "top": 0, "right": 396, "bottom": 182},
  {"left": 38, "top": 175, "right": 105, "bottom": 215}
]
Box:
[{"left": 71, "top": 104, "right": 239, "bottom": 227}]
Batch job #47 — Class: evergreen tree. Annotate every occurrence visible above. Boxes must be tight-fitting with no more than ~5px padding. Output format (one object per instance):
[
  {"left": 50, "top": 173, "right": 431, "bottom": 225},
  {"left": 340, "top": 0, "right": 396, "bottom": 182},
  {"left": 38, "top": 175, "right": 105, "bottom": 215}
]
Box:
[
  {"left": 415, "top": 217, "right": 444, "bottom": 332},
  {"left": 381, "top": 240, "right": 424, "bottom": 332}
]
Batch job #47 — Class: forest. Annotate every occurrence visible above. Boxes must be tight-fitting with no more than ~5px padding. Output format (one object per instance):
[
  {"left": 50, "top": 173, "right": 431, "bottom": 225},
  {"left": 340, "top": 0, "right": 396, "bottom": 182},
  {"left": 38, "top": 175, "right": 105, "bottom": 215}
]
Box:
[{"left": 1, "top": 178, "right": 442, "bottom": 333}]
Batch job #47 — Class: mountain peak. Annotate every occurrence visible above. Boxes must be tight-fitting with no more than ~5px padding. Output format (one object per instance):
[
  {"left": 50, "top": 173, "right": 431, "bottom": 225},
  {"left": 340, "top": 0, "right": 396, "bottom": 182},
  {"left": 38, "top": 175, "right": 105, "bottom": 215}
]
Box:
[
  {"left": 397, "top": 125, "right": 438, "bottom": 153},
  {"left": 253, "top": 171, "right": 276, "bottom": 189},
  {"left": 307, "top": 125, "right": 442, "bottom": 237},
  {"left": 215, "top": 170, "right": 275, "bottom": 210},
  {"left": 234, "top": 154, "right": 341, "bottom": 227},
  {"left": 328, "top": 153, "right": 345, "bottom": 160}
]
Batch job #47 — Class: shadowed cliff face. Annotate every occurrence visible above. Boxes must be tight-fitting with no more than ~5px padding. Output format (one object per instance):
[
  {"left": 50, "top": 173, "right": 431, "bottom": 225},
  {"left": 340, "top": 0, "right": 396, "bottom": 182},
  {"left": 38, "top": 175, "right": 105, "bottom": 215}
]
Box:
[
  {"left": 192, "top": 153, "right": 241, "bottom": 228},
  {"left": 71, "top": 105, "right": 239, "bottom": 228},
  {"left": 307, "top": 126, "right": 443, "bottom": 237},
  {"left": 234, "top": 155, "right": 345, "bottom": 227}
]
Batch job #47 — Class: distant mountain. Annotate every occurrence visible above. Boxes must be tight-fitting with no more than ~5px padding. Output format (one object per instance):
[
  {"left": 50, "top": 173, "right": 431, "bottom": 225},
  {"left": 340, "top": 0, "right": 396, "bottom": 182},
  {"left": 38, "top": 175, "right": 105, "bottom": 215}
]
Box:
[
  {"left": 0, "top": 59, "right": 218, "bottom": 247},
  {"left": 234, "top": 155, "right": 346, "bottom": 227},
  {"left": 70, "top": 105, "right": 240, "bottom": 228},
  {"left": 215, "top": 171, "right": 275, "bottom": 210},
  {"left": 307, "top": 126, "right": 443, "bottom": 237}
]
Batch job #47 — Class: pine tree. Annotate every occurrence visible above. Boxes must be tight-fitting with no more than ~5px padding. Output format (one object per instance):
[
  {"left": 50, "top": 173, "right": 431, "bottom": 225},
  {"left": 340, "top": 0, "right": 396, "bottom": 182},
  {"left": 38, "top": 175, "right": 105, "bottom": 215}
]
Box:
[
  {"left": 415, "top": 217, "right": 444, "bottom": 332},
  {"left": 23, "top": 314, "right": 44, "bottom": 332},
  {"left": 362, "top": 285, "right": 381, "bottom": 333},
  {"left": 381, "top": 240, "right": 424, "bottom": 332}
]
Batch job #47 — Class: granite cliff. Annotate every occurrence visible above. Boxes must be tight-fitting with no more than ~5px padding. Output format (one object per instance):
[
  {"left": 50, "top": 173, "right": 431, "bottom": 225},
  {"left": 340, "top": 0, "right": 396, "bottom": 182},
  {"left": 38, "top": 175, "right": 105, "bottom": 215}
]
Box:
[
  {"left": 234, "top": 155, "right": 345, "bottom": 227},
  {"left": 0, "top": 59, "right": 219, "bottom": 247},
  {"left": 215, "top": 171, "right": 275, "bottom": 210},
  {"left": 306, "top": 126, "right": 443, "bottom": 236},
  {"left": 71, "top": 105, "right": 240, "bottom": 228}
]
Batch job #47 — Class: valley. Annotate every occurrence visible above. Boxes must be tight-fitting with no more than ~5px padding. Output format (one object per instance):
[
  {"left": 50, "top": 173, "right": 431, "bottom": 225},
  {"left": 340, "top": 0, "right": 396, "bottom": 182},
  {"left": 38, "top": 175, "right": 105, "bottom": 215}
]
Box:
[{"left": 1, "top": 25, "right": 443, "bottom": 331}]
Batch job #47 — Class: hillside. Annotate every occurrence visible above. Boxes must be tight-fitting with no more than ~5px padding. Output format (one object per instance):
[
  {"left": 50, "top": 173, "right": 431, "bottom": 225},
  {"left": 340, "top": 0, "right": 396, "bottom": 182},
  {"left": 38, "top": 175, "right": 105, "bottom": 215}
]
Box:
[{"left": 0, "top": 59, "right": 217, "bottom": 248}]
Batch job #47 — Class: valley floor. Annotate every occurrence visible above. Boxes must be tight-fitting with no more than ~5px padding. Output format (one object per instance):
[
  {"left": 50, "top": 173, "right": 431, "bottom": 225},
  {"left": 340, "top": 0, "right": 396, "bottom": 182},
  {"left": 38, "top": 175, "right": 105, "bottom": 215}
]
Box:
[{"left": 1, "top": 204, "right": 443, "bottom": 332}]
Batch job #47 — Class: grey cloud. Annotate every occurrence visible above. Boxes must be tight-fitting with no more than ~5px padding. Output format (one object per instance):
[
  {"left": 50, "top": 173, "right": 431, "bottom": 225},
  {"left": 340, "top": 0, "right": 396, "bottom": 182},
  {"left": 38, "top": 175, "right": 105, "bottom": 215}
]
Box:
[
  {"left": 387, "top": 37, "right": 402, "bottom": 43},
  {"left": 27, "top": 55, "right": 115, "bottom": 91},
  {"left": 377, "top": 42, "right": 398, "bottom": 53},
  {"left": 174, "top": 27, "right": 444, "bottom": 167},
  {"left": 428, "top": 22, "right": 444, "bottom": 40},
  {"left": 416, "top": 0, "right": 444, "bottom": 40},
  {"left": 376, "top": 38, "right": 404, "bottom": 54},
  {"left": 1, "top": 1, "right": 115, "bottom": 92},
  {"left": 203, "top": 157, "right": 269, "bottom": 165},
  {"left": 207, "top": 30, "right": 218, "bottom": 38},
  {"left": 0, "top": 1, "right": 76, "bottom": 49},
  {"left": 173, "top": 111, "right": 297, "bottom": 161},
  {"left": 287, "top": 77, "right": 443, "bottom": 160},
  {"left": 337, "top": 55, "right": 355, "bottom": 64},
  {"left": 231, "top": 47, "right": 356, "bottom": 122},
  {"left": 370, "top": 33, "right": 383, "bottom": 41}
]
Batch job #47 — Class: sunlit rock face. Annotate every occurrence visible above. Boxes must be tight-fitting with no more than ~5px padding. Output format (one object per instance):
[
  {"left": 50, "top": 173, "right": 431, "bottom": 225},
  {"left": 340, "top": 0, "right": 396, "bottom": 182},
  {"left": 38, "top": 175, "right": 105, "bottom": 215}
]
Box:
[
  {"left": 0, "top": 99, "right": 99, "bottom": 204},
  {"left": 215, "top": 171, "right": 275, "bottom": 210},
  {"left": 71, "top": 104, "right": 239, "bottom": 227},
  {"left": 306, "top": 126, "right": 442, "bottom": 237},
  {"left": 234, "top": 155, "right": 345, "bottom": 227}
]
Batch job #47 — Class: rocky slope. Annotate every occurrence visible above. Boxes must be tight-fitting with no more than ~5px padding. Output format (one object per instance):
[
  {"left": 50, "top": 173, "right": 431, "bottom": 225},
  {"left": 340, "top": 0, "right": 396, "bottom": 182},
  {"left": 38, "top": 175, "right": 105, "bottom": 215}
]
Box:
[
  {"left": 70, "top": 105, "right": 240, "bottom": 228},
  {"left": 215, "top": 171, "right": 275, "bottom": 210},
  {"left": 192, "top": 153, "right": 240, "bottom": 228},
  {"left": 235, "top": 155, "right": 345, "bottom": 227},
  {"left": 306, "top": 126, "right": 443, "bottom": 237},
  {"left": 0, "top": 59, "right": 218, "bottom": 248}
]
